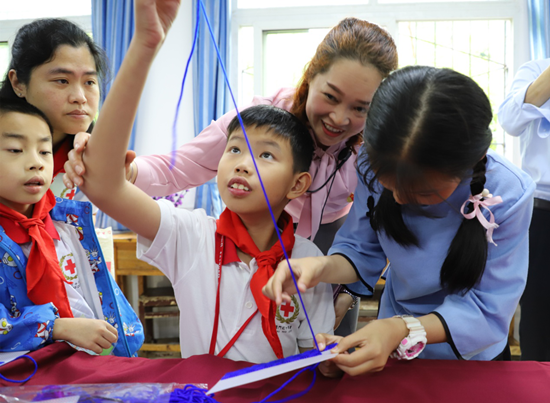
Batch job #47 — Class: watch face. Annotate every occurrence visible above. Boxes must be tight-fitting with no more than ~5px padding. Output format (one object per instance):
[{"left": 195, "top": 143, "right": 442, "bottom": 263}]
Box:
[{"left": 405, "top": 342, "right": 426, "bottom": 358}]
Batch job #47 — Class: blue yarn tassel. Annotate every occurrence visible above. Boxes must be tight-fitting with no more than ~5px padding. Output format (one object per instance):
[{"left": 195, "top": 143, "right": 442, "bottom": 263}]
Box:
[
  {"left": 169, "top": 385, "right": 221, "bottom": 403},
  {"left": 168, "top": 365, "right": 319, "bottom": 403}
]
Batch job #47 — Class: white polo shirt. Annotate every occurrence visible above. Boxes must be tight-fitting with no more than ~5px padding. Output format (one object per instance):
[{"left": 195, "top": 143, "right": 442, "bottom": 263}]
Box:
[
  {"left": 20, "top": 221, "right": 103, "bottom": 320},
  {"left": 137, "top": 200, "right": 335, "bottom": 363}
]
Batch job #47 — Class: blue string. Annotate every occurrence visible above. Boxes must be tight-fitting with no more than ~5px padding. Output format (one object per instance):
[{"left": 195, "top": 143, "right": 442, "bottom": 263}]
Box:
[
  {"left": 256, "top": 364, "right": 319, "bottom": 403},
  {"left": 170, "top": 1, "right": 200, "bottom": 170},
  {"left": 196, "top": 0, "right": 321, "bottom": 354},
  {"left": 170, "top": 385, "right": 221, "bottom": 403},
  {"left": 220, "top": 343, "right": 337, "bottom": 380},
  {"left": 0, "top": 355, "right": 38, "bottom": 383}
]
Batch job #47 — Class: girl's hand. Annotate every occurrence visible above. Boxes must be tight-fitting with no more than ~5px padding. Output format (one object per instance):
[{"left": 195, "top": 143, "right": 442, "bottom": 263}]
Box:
[
  {"left": 53, "top": 318, "right": 118, "bottom": 354},
  {"left": 134, "top": 0, "right": 181, "bottom": 50},
  {"left": 63, "top": 133, "right": 136, "bottom": 188},
  {"left": 327, "top": 317, "right": 409, "bottom": 376},
  {"left": 316, "top": 333, "right": 345, "bottom": 378},
  {"left": 262, "top": 256, "right": 327, "bottom": 305}
]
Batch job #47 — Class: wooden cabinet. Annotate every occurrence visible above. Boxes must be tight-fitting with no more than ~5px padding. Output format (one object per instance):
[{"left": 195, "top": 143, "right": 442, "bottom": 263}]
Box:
[{"left": 113, "top": 232, "right": 180, "bottom": 355}]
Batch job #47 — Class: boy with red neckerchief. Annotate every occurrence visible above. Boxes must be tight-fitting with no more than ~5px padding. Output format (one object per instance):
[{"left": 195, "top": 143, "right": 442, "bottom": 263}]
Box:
[
  {"left": 76, "top": 0, "right": 334, "bottom": 363},
  {"left": 0, "top": 98, "right": 143, "bottom": 357}
]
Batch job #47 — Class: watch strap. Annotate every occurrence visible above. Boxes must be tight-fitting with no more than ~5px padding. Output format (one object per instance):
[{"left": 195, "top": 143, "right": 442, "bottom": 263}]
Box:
[{"left": 391, "top": 315, "right": 427, "bottom": 360}]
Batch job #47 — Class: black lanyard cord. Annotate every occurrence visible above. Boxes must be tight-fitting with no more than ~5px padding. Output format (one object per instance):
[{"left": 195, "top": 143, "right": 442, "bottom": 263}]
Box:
[{"left": 307, "top": 147, "right": 352, "bottom": 194}]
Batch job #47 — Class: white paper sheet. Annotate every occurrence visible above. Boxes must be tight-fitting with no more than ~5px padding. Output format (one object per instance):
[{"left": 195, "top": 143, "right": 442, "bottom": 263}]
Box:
[
  {"left": 207, "top": 347, "right": 338, "bottom": 395},
  {"left": 0, "top": 350, "right": 30, "bottom": 366}
]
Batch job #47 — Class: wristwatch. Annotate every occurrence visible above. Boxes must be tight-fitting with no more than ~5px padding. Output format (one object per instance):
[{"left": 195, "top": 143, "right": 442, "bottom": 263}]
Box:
[{"left": 390, "top": 315, "right": 427, "bottom": 360}]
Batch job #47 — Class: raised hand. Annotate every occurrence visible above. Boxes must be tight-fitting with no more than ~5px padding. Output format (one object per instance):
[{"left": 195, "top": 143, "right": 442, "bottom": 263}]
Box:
[{"left": 134, "top": 0, "right": 182, "bottom": 50}]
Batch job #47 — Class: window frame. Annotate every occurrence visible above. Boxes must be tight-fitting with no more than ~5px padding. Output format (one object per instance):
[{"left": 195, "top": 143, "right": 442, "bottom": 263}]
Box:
[
  {"left": 230, "top": 0, "right": 529, "bottom": 164},
  {"left": 0, "top": 15, "right": 91, "bottom": 60}
]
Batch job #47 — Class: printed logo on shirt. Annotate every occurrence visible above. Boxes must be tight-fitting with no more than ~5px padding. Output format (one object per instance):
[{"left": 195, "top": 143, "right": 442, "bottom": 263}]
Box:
[
  {"left": 59, "top": 253, "right": 79, "bottom": 288},
  {"left": 86, "top": 248, "right": 103, "bottom": 274},
  {"left": 105, "top": 311, "right": 118, "bottom": 329},
  {"left": 0, "top": 317, "right": 13, "bottom": 334},
  {"left": 2, "top": 252, "right": 17, "bottom": 267},
  {"left": 276, "top": 294, "right": 300, "bottom": 325},
  {"left": 124, "top": 321, "right": 138, "bottom": 337},
  {"left": 35, "top": 321, "right": 50, "bottom": 344},
  {"left": 10, "top": 295, "right": 21, "bottom": 318},
  {"left": 347, "top": 193, "right": 354, "bottom": 203},
  {"left": 66, "top": 214, "right": 84, "bottom": 241}
]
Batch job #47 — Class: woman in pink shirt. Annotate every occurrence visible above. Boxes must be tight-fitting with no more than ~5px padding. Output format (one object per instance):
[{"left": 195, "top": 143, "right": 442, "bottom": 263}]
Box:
[{"left": 65, "top": 17, "right": 398, "bottom": 332}]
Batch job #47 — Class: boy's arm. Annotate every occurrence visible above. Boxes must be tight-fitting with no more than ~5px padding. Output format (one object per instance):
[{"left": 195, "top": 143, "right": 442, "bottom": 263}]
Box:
[
  {"left": 0, "top": 302, "right": 57, "bottom": 352},
  {"left": 79, "top": 0, "right": 180, "bottom": 241}
]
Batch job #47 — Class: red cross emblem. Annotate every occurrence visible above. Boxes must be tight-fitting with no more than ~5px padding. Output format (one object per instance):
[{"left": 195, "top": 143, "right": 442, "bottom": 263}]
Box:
[
  {"left": 64, "top": 259, "right": 76, "bottom": 275},
  {"left": 280, "top": 301, "right": 295, "bottom": 318},
  {"left": 65, "top": 188, "right": 76, "bottom": 200}
]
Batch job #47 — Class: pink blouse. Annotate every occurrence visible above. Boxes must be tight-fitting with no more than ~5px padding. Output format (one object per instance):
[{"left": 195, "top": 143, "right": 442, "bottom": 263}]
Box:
[{"left": 134, "top": 87, "right": 358, "bottom": 240}]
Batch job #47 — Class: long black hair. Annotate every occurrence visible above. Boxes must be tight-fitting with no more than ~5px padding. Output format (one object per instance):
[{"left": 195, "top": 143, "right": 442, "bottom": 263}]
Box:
[
  {"left": 0, "top": 18, "right": 108, "bottom": 102},
  {"left": 358, "top": 66, "right": 493, "bottom": 294}
]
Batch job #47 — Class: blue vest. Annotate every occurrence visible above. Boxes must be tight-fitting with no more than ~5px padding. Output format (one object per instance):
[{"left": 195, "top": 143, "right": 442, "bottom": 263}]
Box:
[{"left": 0, "top": 197, "right": 143, "bottom": 357}]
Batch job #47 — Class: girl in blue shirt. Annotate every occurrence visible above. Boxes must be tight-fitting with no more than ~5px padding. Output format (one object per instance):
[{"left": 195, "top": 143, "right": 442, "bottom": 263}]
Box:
[{"left": 263, "top": 65, "right": 535, "bottom": 376}]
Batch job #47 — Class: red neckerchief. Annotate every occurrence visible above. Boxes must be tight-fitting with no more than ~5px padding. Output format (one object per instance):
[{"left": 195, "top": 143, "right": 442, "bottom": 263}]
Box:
[
  {"left": 215, "top": 208, "right": 295, "bottom": 359},
  {"left": 53, "top": 136, "right": 73, "bottom": 177},
  {"left": 0, "top": 190, "right": 73, "bottom": 318}
]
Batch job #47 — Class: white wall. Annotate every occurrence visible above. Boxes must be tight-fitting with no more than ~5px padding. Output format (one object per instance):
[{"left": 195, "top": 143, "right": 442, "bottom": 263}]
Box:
[
  {"left": 132, "top": 2, "right": 196, "bottom": 341},
  {"left": 134, "top": 0, "right": 195, "bottom": 158}
]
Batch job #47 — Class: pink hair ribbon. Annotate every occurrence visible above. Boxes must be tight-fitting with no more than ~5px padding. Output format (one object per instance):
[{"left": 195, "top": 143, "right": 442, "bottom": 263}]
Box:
[{"left": 460, "top": 189, "right": 503, "bottom": 246}]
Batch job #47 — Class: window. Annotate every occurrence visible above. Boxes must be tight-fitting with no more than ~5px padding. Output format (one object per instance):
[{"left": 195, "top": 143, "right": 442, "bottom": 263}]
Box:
[
  {"left": 398, "top": 20, "right": 511, "bottom": 154},
  {"left": 231, "top": 0, "right": 527, "bottom": 162},
  {"left": 238, "top": 0, "right": 367, "bottom": 8},
  {"left": 0, "top": 0, "right": 91, "bottom": 20},
  {"left": 0, "top": 42, "right": 9, "bottom": 77},
  {"left": 0, "top": 1, "right": 92, "bottom": 72}
]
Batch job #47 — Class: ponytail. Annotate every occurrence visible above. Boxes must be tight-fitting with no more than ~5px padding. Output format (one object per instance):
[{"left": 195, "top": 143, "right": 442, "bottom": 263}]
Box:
[{"left": 440, "top": 156, "right": 489, "bottom": 293}]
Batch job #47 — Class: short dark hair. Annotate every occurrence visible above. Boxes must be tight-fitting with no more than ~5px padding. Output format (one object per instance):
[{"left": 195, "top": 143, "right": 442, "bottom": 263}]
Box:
[
  {"left": 227, "top": 105, "right": 314, "bottom": 173},
  {"left": 0, "top": 18, "right": 108, "bottom": 99},
  {"left": 0, "top": 97, "right": 53, "bottom": 135},
  {"left": 359, "top": 66, "right": 493, "bottom": 294}
]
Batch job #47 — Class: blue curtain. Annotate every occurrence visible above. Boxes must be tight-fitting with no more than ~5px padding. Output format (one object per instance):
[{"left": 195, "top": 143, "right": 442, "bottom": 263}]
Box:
[
  {"left": 527, "top": 0, "right": 550, "bottom": 59},
  {"left": 192, "top": 0, "right": 229, "bottom": 218},
  {"left": 92, "top": 0, "right": 135, "bottom": 231}
]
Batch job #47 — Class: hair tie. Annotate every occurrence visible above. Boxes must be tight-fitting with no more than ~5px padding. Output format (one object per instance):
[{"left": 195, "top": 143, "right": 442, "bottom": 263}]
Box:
[{"left": 460, "top": 188, "right": 503, "bottom": 245}]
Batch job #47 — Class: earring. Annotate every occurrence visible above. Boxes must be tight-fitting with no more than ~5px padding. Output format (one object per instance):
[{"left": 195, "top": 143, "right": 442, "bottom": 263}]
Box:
[{"left": 18, "top": 93, "right": 23, "bottom": 97}]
